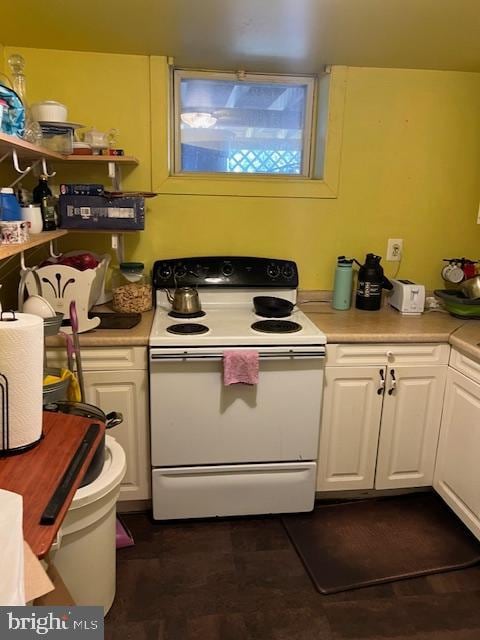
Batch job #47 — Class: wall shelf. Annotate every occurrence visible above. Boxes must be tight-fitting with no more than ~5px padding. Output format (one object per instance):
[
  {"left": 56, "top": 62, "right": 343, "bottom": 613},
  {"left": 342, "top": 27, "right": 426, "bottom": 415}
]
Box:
[
  {"left": 64, "top": 155, "right": 138, "bottom": 165},
  {"left": 66, "top": 229, "right": 137, "bottom": 234},
  {"left": 0, "top": 133, "right": 138, "bottom": 166},
  {"left": 0, "top": 230, "right": 68, "bottom": 261},
  {"left": 0, "top": 135, "right": 139, "bottom": 263},
  {"left": 0, "top": 132, "right": 65, "bottom": 162}
]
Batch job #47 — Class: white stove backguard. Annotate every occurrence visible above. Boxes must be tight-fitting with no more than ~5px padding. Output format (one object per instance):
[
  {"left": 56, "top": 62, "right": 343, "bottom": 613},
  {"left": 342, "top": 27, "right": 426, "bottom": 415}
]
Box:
[{"left": 155, "top": 287, "right": 297, "bottom": 309}]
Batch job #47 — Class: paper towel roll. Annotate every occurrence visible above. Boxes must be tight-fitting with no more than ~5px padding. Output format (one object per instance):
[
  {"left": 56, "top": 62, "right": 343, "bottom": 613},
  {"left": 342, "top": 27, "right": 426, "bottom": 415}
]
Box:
[{"left": 0, "top": 312, "right": 43, "bottom": 452}]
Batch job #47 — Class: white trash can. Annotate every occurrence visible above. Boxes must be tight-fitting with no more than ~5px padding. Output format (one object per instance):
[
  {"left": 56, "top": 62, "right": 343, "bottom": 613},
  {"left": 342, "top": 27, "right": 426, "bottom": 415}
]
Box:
[{"left": 50, "top": 436, "right": 126, "bottom": 614}]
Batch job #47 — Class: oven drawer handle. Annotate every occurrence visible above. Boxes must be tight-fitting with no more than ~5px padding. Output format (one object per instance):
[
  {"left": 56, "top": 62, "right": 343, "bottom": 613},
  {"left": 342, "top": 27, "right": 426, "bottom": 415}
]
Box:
[{"left": 150, "top": 352, "right": 325, "bottom": 361}]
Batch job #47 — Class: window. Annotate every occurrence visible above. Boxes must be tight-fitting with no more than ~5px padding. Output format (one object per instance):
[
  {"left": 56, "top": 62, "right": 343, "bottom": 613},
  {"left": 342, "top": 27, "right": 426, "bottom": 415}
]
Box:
[{"left": 173, "top": 70, "right": 316, "bottom": 177}]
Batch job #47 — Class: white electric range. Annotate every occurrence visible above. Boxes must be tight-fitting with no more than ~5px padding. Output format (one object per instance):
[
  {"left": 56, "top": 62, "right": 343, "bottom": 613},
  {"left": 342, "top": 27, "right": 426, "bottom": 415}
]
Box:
[{"left": 149, "top": 256, "right": 326, "bottom": 520}]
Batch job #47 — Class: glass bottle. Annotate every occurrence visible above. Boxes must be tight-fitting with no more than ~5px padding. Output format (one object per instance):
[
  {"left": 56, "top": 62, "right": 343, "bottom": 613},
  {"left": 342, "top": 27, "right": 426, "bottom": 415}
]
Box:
[
  {"left": 40, "top": 196, "right": 57, "bottom": 231},
  {"left": 33, "top": 175, "right": 52, "bottom": 204},
  {"left": 7, "top": 53, "right": 42, "bottom": 144}
]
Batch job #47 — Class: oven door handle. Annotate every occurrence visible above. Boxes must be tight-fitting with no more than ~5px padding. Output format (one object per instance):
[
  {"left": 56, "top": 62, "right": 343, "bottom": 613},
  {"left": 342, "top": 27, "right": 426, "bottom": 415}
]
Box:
[{"left": 150, "top": 351, "right": 325, "bottom": 362}]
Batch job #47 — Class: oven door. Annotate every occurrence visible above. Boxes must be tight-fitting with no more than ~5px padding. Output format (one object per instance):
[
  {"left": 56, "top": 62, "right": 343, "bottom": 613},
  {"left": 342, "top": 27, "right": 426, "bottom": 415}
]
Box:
[{"left": 149, "top": 346, "right": 325, "bottom": 466}]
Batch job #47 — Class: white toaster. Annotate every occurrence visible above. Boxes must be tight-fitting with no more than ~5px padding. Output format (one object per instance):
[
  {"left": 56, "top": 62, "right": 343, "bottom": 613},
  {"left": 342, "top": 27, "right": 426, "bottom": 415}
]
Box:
[{"left": 389, "top": 279, "right": 425, "bottom": 315}]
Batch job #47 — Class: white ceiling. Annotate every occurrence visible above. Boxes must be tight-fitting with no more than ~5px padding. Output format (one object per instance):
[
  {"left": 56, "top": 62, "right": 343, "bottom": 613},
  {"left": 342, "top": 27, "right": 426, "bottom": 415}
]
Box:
[{"left": 2, "top": 0, "right": 480, "bottom": 73}]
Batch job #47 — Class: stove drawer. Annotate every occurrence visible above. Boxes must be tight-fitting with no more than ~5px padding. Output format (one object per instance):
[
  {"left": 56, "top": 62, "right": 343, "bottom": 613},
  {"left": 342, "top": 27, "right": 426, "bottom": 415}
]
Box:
[
  {"left": 152, "top": 462, "right": 316, "bottom": 519},
  {"left": 150, "top": 356, "right": 324, "bottom": 466}
]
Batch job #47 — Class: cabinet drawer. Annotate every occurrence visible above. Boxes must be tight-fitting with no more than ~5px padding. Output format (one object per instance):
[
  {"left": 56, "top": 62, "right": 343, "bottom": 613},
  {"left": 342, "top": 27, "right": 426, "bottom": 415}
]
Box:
[
  {"left": 46, "top": 346, "right": 147, "bottom": 371},
  {"left": 450, "top": 349, "right": 480, "bottom": 385},
  {"left": 326, "top": 343, "right": 449, "bottom": 366},
  {"left": 152, "top": 462, "right": 316, "bottom": 520}
]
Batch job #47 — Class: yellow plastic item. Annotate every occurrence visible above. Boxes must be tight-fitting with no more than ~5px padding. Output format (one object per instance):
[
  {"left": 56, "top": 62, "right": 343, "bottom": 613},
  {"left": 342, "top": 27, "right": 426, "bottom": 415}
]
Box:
[{"left": 43, "top": 368, "right": 81, "bottom": 402}]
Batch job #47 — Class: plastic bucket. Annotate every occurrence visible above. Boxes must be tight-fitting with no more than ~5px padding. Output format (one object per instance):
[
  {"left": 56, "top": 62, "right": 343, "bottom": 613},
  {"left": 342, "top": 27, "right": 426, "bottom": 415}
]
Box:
[{"left": 49, "top": 436, "right": 126, "bottom": 614}]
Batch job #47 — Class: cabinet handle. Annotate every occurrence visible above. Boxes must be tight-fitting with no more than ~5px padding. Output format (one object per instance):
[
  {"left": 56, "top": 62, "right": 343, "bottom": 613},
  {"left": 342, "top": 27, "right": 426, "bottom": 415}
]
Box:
[
  {"left": 388, "top": 369, "right": 397, "bottom": 395},
  {"left": 377, "top": 368, "right": 385, "bottom": 395}
]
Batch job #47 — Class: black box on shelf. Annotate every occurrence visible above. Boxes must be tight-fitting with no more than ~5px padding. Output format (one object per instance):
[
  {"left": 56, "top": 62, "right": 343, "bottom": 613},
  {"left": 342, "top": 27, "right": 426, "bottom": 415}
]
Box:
[
  {"left": 60, "top": 184, "right": 105, "bottom": 196},
  {"left": 58, "top": 194, "right": 145, "bottom": 230}
]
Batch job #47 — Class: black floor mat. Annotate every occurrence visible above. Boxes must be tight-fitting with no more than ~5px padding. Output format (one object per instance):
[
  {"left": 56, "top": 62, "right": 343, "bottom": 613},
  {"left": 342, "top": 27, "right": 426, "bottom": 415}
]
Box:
[{"left": 282, "top": 493, "right": 480, "bottom": 594}]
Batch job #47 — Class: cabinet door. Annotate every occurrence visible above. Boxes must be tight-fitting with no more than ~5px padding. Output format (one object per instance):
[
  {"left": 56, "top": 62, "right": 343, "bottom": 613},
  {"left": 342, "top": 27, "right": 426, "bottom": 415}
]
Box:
[
  {"left": 375, "top": 365, "right": 446, "bottom": 490},
  {"left": 317, "top": 366, "right": 384, "bottom": 491},
  {"left": 434, "top": 368, "right": 480, "bottom": 539},
  {"left": 83, "top": 369, "right": 150, "bottom": 502}
]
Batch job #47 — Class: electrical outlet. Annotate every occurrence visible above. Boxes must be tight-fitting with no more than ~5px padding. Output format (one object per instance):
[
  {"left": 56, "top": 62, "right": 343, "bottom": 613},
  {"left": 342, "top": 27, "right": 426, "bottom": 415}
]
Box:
[{"left": 386, "top": 238, "right": 403, "bottom": 261}]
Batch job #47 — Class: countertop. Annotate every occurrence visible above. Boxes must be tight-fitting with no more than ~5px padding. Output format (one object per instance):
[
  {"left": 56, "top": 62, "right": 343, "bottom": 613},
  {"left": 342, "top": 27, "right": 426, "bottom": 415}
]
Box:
[
  {"left": 46, "top": 308, "right": 154, "bottom": 349},
  {"left": 301, "top": 302, "right": 467, "bottom": 343},
  {"left": 448, "top": 323, "right": 480, "bottom": 362},
  {"left": 45, "top": 301, "right": 480, "bottom": 363}
]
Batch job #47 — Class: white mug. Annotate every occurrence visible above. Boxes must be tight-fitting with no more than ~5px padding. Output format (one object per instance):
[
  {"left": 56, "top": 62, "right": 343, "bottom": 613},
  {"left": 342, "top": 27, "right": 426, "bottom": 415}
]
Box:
[
  {"left": 21, "top": 205, "right": 43, "bottom": 234},
  {"left": 441, "top": 263, "right": 464, "bottom": 284}
]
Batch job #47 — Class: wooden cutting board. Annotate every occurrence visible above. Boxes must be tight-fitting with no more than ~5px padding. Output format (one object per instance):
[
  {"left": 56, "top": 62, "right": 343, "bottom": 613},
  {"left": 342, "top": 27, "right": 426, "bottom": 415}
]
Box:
[{"left": 0, "top": 413, "right": 105, "bottom": 557}]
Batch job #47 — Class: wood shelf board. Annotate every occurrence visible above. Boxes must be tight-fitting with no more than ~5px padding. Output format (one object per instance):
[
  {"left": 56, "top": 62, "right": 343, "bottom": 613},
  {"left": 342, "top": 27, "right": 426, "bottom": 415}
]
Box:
[
  {"left": 64, "top": 155, "right": 139, "bottom": 165},
  {"left": 0, "top": 134, "right": 138, "bottom": 165},
  {"left": 0, "top": 132, "right": 65, "bottom": 162},
  {"left": 0, "top": 230, "right": 68, "bottom": 261},
  {"left": 65, "top": 229, "right": 138, "bottom": 234}
]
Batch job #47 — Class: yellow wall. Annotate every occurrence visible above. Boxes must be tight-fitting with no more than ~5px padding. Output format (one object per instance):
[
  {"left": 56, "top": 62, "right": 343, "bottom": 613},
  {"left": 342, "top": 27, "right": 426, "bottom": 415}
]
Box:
[{"left": 4, "top": 46, "right": 480, "bottom": 290}]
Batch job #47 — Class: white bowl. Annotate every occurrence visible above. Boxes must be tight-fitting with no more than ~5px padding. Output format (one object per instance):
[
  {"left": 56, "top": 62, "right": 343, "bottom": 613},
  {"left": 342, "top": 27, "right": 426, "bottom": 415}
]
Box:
[
  {"left": 31, "top": 101, "right": 68, "bottom": 123},
  {"left": 23, "top": 295, "right": 56, "bottom": 319}
]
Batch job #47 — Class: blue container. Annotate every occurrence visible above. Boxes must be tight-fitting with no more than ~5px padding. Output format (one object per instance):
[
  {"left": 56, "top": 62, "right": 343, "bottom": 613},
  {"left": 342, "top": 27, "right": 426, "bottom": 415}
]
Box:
[
  {"left": 332, "top": 256, "right": 354, "bottom": 310},
  {"left": 0, "top": 188, "right": 21, "bottom": 221}
]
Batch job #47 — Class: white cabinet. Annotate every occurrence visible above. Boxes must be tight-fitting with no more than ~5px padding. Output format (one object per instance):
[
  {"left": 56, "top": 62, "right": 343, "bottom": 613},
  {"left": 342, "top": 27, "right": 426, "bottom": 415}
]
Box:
[
  {"left": 375, "top": 365, "right": 447, "bottom": 489},
  {"left": 46, "top": 346, "right": 150, "bottom": 502},
  {"left": 317, "top": 367, "right": 383, "bottom": 490},
  {"left": 317, "top": 344, "right": 449, "bottom": 492},
  {"left": 434, "top": 355, "right": 480, "bottom": 539}
]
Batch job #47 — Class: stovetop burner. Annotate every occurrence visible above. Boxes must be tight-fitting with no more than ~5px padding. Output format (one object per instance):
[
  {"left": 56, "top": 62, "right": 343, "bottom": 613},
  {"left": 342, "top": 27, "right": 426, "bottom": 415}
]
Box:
[
  {"left": 168, "top": 310, "right": 206, "bottom": 319},
  {"left": 166, "top": 323, "right": 209, "bottom": 335},
  {"left": 251, "top": 320, "right": 302, "bottom": 334}
]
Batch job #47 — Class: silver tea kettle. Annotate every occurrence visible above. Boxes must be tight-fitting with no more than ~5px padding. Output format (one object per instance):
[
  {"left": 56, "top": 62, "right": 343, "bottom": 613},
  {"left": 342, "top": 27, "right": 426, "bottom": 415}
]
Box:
[{"left": 165, "top": 287, "right": 202, "bottom": 315}]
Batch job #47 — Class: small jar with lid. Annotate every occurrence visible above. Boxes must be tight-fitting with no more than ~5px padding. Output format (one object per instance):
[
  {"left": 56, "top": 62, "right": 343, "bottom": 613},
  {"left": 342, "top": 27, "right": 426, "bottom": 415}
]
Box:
[{"left": 111, "top": 262, "right": 152, "bottom": 313}]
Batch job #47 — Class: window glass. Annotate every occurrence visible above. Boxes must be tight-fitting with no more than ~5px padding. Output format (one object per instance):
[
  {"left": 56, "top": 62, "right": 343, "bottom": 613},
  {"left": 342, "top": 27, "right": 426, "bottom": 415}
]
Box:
[{"left": 174, "top": 71, "right": 315, "bottom": 177}]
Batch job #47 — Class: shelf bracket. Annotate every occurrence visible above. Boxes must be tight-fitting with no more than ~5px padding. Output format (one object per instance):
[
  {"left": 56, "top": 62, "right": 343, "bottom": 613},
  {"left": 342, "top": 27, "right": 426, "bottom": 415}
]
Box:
[
  {"left": 108, "top": 161, "right": 122, "bottom": 191},
  {"left": 41, "top": 158, "right": 57, "bottom": 178},
  {"left": 49, "top": 239, "right": 61, "bottom": 259},
  {"left": 9, "top": 159, "right": 40, "bottom": 189},
  {"left": 12, "top": 149, "right": 32, "bottom": 174},
  {"left": 111, "top": 233, "right": 125, "bottom": 264}
]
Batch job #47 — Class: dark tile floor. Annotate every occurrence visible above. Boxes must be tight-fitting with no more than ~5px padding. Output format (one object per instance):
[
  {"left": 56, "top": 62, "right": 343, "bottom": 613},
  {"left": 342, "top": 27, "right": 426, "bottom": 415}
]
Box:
[{"left": 105, "top": 513, "right": 480, "bottom": 640}]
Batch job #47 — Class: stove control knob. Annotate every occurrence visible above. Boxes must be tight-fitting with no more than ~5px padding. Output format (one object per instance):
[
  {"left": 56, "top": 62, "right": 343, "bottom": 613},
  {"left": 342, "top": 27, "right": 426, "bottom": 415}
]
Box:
[
  {"left": 282, "top": 264, "right": 295, "bottom": 280},
  {"left": 267, "top": 263, "right": 280, "bottom": 279},
  {"left": 222, "top": 261, "right": 234, "bottom": 277},
  {"left": 158, "top": 264, "right": 172, "bottom": 280},
  {"left": 174, "top": 263, "right": 187, "bottom": 278},
  {"left": 193, "top": 263, "right": 209, "bottom": 278}
]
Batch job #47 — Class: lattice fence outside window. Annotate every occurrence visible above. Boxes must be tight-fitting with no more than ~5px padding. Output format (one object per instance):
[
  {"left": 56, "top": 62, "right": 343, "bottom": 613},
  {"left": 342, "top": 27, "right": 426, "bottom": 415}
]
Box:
[{"left": 228, "top": 149, "right": 302, "bottom": 174}]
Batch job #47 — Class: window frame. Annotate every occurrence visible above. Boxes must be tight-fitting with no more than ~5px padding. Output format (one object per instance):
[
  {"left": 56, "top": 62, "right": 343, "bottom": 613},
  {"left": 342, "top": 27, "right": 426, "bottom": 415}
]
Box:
[
  {"left": 172, "top": 69, "right": 316, "bottom": 178},
  {"left": 150, "top": 57, "right": 347, "bottom": 199}
]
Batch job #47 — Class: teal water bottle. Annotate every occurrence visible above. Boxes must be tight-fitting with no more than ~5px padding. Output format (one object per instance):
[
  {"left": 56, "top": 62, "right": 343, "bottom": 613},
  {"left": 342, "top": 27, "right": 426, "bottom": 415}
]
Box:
[{"left": 332, "top": 256, "right": 354, "bottom": 310}]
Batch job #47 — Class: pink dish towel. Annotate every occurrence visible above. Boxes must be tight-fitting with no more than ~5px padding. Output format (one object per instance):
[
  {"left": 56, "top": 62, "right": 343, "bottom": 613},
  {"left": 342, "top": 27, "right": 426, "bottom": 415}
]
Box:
[{"left": 223, "top": 350, "right": 259, "bottom": 385}]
